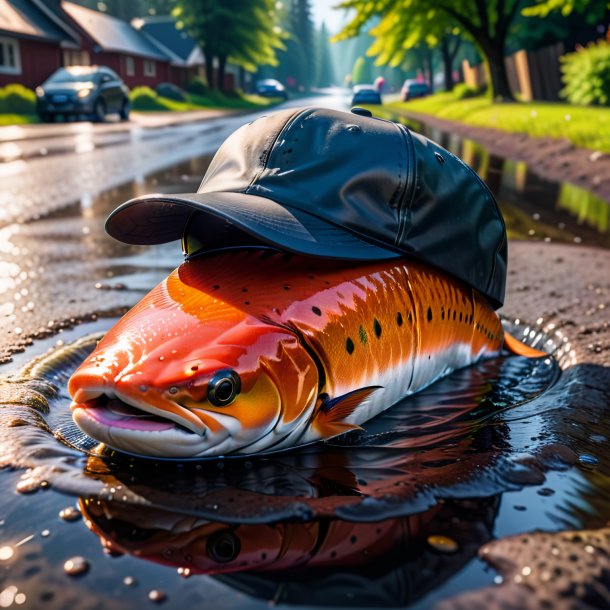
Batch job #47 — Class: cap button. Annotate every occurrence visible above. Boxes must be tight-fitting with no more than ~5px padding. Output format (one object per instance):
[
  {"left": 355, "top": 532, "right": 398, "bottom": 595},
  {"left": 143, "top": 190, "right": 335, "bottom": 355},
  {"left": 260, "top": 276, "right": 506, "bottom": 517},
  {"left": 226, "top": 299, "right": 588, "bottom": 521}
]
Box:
[{"left": 350, "top": 107, "right": 373, "bottom": 117}]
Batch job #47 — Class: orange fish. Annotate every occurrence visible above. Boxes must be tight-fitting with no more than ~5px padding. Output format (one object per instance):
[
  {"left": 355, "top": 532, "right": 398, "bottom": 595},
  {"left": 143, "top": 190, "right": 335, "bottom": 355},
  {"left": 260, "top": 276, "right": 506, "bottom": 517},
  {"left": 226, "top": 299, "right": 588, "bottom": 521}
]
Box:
[{"left": 68, "top": 250, "right": 542, "bottom": 458}]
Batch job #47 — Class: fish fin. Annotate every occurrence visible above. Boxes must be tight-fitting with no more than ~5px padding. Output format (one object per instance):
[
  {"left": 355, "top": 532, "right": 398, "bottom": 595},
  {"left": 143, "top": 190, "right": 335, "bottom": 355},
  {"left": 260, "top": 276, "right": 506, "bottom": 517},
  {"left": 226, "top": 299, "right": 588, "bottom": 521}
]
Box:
[
  {"left": 503, "top": 332, "right": 547, "bottom": 358},
  {"left": 315, "top": 386, "right": 381, "bottom": 438}
]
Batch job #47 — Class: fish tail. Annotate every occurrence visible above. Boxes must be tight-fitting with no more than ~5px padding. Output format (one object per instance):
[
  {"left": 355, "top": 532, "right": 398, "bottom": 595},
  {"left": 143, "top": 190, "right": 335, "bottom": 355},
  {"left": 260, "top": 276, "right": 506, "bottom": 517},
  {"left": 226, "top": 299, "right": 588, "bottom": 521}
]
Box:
[{"left": 503, "top": 332, "right": 547, "bottom": 358}]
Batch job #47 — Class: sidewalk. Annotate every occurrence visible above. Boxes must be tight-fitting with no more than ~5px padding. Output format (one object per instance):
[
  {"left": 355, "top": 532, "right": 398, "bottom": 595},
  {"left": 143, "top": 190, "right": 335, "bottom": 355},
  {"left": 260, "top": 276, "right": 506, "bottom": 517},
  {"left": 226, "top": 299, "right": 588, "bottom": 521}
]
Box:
[{"left": 0, "top": 108, "right": 235, "bottom": 143}]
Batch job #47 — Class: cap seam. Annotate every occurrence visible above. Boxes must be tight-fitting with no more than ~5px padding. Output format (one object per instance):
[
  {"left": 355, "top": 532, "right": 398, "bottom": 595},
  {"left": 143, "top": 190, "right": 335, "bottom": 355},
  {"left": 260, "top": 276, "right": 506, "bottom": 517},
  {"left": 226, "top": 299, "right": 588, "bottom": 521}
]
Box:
[
  {"left": 395, "top": 123, "right": 416, "bottom": 246},
  {"left": 245, "top": 107, "right": 312, "bottom": 194}
]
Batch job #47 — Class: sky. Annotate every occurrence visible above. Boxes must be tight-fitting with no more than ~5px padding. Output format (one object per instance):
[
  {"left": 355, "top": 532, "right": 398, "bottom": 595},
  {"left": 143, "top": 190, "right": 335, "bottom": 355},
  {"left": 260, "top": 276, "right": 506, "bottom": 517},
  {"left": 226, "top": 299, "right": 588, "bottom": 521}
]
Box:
[{"left": 310, "top": 0, "right": 351, "bottom": 33}]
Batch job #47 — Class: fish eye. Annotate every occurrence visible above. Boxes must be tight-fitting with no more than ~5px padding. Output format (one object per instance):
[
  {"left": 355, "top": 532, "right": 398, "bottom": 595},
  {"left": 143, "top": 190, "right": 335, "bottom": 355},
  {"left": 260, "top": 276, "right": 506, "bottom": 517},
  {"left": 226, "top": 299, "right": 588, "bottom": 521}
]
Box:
[
  {"left": 207, "top": 369, "right": 241, "bottom": 406},
  {"left": 206, "top": 530, "right": 241, "bottom": 563}
]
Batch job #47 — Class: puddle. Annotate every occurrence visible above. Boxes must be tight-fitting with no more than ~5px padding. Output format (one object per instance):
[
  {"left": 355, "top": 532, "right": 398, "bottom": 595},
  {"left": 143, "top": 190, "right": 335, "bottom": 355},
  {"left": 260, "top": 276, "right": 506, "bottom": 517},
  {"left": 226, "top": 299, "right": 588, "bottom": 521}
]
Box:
[{"left": 1, "top": 315, "right": 609, "bottom": 607}]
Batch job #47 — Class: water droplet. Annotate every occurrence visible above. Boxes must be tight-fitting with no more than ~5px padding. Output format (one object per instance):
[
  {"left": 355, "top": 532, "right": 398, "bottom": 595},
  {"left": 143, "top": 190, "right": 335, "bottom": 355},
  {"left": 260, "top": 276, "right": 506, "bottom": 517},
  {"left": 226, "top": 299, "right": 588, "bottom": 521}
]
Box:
[
  {"left": 64, "top": 556, "right": 89, "bottom": 576},
  {"left": 578, "top": 454, "right": 599, "bottom": 469},
  {"left": 41, "top": 530, "right": 50, "bottom": 538},
  {"left": 522, "top": 566, "right": 532, "bottom": 576},
  {"left": 177, "top": 567, "right": 191, "bottom": 578},
  {"left": 0, "top": 546, "right": 14, "bottom": 561},
  {"left": 427, "top": 535, "right": 458, "bottom": 554},
  {"left": 493, "top": 575, "right": 503, "bottom": 585},
  {"left": 123, "top": 576, "right": 136, "bottom": 587},
  {"left": 148, "top": 590, "right": 166, "bottom": 603},
  {"left": 59, "top": 506, "right": 81, "bottom": 522}
]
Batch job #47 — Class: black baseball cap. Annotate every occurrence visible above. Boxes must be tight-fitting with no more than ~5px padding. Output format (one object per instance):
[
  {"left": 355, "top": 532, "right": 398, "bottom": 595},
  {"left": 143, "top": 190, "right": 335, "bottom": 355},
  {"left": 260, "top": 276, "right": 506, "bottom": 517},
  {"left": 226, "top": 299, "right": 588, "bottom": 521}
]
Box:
[{"left": 106, "top": 107, "right": 507, "bottom": 307}]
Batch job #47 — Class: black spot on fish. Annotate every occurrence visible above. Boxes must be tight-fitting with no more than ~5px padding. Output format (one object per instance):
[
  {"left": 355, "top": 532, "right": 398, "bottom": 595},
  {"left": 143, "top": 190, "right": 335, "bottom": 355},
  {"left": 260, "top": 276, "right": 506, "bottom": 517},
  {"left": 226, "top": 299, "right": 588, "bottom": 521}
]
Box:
[
  {"left": 396, "top": 312, "right": 403, "bottom": 326},
  {"left": 346, "top": 338, "right": 355, "bottom": 354},
  {"left": 459, "top": 312, "right": 463, "bottom": 322},
  {"left": 374, "top": 319, "right": 382, "bottom": 338},
  {"left": 441, "top": 308, "right": 445, "bottom": 320},
  {"left": 242, "top": 288, "right": 248, "bottom": 293},
  {"left": 244, "top": 301, "right": 250, "bottom": 305},
  {"left": 308, "top": 275, "right": 315, "bottom": 280},
  {"left": 359, "top": 325, "right": 367, "bottom": 344},
  {"left": 453, "top": 310, "right": 457, "bottom": 321},
  {"left": 469, "top": 314, "right": 473, "bottom": 324},
  {"left": 427, "top": 307, "right": 433, "bottom": 322},
  {"left": 283, "top": 285, "right": 290, "bottom": 291},
  {"left": 407, "top": 311, "right": 413, "bottom": 322},
  {"left": 213, "top": 284, "right": 220, "bottom": 290},
  {"left": 312, "top": 306, "right": 322, "bottom": 316}
]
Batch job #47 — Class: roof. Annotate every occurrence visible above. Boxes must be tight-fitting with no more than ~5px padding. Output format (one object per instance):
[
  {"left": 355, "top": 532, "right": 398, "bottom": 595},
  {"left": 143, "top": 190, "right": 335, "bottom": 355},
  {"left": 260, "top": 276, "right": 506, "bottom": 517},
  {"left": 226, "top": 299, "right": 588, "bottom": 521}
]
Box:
[
  {"left": 62, "top": 1, "right": 167, "bottom": 60},
  {"left": 0, "top": 0, "right": 76, "bottom": 43},
  {"left": 132, "top": 15, "right": 202, "bottom": 66}
]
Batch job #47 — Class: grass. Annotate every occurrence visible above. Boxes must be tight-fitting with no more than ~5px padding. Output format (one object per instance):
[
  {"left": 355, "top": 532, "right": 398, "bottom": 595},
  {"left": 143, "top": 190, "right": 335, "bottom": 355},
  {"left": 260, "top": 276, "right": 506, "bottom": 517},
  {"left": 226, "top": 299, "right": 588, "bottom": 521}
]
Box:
[
  {"left": 0, "top": 114, "right": 37, "bottom": 125},
  {"left": 383, "top": 91, "right": 610, "bottom": 153},
  {"left": 131, "top": 89, "right": 280, "bottom": 113}
]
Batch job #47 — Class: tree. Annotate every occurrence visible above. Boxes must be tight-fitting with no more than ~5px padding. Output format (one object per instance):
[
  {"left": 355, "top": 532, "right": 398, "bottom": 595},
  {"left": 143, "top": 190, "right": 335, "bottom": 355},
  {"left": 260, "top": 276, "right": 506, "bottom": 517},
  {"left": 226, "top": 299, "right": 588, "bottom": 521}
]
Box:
[
  {"left": 336, "top": 0, "right": 533, "bottom": 101},
  {"left": 352, "top": 56, "right": 373, "bottom": 84},
  {"left": 173, "top": 0, "right": 284, "bottom": 91},
  {"left": 316, "top": 23, "right": 335, "bottom": 87}
]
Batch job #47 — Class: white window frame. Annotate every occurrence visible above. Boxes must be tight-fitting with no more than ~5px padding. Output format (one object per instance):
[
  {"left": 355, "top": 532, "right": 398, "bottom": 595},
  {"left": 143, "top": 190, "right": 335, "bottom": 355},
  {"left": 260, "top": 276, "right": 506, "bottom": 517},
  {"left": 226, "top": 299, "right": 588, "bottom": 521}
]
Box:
[
  {"left": 125, "top": 55, "right": 135, "bottom": 76},
  {"left": 143, "top": 59, "right": 156, "bottom": 77},
  {"left": 0, "top": 36, "right": 21, "bottom": 75}
]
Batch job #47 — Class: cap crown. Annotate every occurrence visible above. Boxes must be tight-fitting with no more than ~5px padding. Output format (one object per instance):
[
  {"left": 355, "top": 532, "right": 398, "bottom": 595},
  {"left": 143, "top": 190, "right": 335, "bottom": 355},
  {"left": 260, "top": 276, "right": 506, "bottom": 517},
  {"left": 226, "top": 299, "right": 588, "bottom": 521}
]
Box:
[{"left": 198, "top": 107, "right": 506, "bottom": 307}]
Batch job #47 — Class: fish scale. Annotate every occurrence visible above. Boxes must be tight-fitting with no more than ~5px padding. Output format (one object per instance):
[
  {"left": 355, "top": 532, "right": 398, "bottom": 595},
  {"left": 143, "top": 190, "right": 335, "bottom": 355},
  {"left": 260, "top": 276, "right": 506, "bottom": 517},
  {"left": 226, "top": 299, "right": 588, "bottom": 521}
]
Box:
[{"left": 68, "top": 250, "right": 539, "bottom": 458}]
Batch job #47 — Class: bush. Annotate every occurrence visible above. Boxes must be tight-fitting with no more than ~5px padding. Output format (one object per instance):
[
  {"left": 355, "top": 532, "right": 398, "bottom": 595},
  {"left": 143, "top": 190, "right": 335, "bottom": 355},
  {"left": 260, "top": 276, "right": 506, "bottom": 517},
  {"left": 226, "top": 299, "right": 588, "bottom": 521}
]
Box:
[
  {"left": 0, "top": 83, "right": 36, "bottom": 114},
  {"left": 561, "top": 41, "right": 610, "bottom": 106},
  {"left": 452, "top": 83, "right": 486, "bottom": 100},
  {"left": 156, "top": 82, "right": 187, "bottom": 102},
  {"left": 129, "top": 86, "right": 167, "bottom": 111},
  {"left": 187, "top": 76, "right": 209, "bottom": 96}
]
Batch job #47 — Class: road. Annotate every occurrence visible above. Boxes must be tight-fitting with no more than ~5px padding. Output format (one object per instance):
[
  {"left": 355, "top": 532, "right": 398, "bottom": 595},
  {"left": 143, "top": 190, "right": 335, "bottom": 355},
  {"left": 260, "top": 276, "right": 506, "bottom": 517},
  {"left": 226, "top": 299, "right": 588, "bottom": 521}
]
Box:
[{"left": 0, "top": 91, "right": 353, "bottom": 364}]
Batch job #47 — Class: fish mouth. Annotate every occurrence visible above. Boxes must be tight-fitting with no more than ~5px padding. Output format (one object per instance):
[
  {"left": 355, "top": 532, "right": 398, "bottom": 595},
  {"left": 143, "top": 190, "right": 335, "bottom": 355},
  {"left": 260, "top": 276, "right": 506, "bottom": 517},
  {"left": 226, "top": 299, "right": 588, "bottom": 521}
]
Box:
[{"left": 71, "top": 394, "right": 218, "bottom": 458}]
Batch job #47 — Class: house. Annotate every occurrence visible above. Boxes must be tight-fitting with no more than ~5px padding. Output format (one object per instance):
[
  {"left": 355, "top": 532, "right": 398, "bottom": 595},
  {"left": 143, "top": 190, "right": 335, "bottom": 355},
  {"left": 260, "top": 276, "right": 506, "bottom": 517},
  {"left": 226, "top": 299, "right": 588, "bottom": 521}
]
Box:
[
  {"left": 133, "top": 15, "right": 236, "bottom": 92},
  {"left": 132, "top": 15, "right": 204, "bottom": 89},
  {"left": 0, "top": 0, "right": 79, "bottom": 88},
  {"left": 59, "top": 1, "right": 170, "bottom": 89}
]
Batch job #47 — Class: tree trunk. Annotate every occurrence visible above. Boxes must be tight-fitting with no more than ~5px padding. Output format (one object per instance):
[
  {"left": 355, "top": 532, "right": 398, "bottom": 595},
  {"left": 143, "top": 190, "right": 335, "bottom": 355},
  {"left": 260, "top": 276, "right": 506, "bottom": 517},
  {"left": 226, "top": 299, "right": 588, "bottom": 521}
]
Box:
[
  {"left": 203, "top": 48, "right": 215, "bottom": 90},
  {"left": 424, "top": 48, "right": 434, "bottom": 93},
  {"left": 217, "top": 55, "right": 227, "bottom": 92},
  {"left": 440, "top": 38, "right": 454, "bottom": 92},
  {"left": 481, "top": 40, "right": 514, "bottom": 101}
]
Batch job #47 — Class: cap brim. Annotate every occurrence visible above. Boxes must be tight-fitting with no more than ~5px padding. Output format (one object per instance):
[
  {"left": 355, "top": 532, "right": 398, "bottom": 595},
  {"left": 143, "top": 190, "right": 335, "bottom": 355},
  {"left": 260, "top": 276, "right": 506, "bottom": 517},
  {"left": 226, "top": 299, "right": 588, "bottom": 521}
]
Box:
[{"left": 105, "top": 191, "right": 404, "bottom": 261}]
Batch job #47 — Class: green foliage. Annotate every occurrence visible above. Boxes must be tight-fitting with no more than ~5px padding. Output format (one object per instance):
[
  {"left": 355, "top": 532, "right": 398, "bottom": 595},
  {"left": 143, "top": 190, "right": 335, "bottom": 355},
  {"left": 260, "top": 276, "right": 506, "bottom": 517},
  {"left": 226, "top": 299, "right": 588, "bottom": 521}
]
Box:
[
  {"left": 561, "top": 41, "right": 610, "bottom": 106},
  {"left": 156, "top": 82, "right": 187, "bottom": 102},
  {"left": 129, "top": 86, "right": 167, "bottom": 111},
  {"left": 173, "top": 0, "right": 285, "bottom": 74},
  {"left": 452, "top": 83, "right": 487, "bottom": 99},
  {"left": 0, "top": 84, "right": 36, "bottom": 114},
  {"left": 186, "top": 76, "right": 209, "bottom": 96},
  {"left": 351, "top": 56, "right": 372, "bottom": 84}
]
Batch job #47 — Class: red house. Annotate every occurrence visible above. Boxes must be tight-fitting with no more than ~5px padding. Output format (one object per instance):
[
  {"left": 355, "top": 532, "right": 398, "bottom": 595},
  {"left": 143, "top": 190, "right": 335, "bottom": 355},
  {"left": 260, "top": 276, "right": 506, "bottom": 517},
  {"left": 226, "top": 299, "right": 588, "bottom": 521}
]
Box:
[
  {"left": 60, "top": 1, "right": 170, "bottom": 89},
  {"left": 0, "top": 0, "right": 79, "bottom": 88}
]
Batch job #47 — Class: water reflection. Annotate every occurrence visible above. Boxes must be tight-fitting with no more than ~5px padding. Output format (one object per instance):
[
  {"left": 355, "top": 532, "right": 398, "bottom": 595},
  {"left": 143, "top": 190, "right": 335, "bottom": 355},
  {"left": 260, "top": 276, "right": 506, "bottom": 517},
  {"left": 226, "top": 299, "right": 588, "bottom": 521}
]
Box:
[{"left": 80, "top": 495, "right": 499, "bottom": 607}]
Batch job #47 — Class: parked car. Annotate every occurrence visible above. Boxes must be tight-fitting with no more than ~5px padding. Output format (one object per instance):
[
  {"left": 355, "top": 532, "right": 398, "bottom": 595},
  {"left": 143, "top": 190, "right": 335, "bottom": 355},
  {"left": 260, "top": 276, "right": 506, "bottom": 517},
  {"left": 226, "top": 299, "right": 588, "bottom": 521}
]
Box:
[
  {"left": 400, "top": 80, "right": 431, "bottom": 101},
  {"left": 255, "top": 79, "right": 288, "bottom": 100},
  {"left": 351, "top": 84, "right": 382, "bottom": 106},
  {"left": 35, "top": 66, "right": 130, "bottom": 122}
]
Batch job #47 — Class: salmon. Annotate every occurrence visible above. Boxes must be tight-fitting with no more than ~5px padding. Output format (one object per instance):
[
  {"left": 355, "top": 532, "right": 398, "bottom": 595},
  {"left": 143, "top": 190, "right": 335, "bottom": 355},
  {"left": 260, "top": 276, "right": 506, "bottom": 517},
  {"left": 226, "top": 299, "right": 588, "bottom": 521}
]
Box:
[{"left": 68, "top": 250, "right": 542, "bottom": 458}]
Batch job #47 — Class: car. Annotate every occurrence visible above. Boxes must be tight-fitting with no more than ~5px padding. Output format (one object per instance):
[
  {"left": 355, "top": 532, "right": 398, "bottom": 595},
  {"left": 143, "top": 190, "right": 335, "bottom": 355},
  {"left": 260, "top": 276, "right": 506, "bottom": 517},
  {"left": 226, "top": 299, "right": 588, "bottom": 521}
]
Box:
[
  {"left": 351, "top": 85, "right": 382, "bottom": 106},
  {"left": 36, "top": 65, "right": 130, "bottom": 123},
  {"left": 401, "top": 80, "right": 431, "bottom": 101},
  {"left": 255, "top": 79, "right": 288, "bottom": 100}
]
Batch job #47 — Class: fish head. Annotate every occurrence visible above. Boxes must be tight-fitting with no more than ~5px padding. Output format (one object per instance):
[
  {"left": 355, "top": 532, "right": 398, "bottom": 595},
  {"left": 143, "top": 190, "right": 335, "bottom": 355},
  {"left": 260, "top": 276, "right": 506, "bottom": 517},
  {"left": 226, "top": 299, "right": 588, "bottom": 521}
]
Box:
[{"left": 69, "top": 265, "right": 319, "bottom": 458}]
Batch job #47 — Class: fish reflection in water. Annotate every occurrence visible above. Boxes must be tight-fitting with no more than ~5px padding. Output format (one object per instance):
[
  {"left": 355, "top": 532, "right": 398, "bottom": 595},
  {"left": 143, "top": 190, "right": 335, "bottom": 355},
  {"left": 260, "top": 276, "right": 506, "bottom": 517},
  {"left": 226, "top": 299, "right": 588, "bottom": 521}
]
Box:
[{"left": 80, "top": 494, "right": 499, "bottom": 607}]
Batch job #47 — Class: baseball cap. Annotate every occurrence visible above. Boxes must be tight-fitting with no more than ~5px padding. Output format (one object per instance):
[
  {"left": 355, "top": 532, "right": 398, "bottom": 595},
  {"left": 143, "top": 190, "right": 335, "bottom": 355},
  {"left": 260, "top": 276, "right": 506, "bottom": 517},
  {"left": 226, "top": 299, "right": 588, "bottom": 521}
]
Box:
[{"left": 105, "top": 107, "right": 507, "bottom": 307}]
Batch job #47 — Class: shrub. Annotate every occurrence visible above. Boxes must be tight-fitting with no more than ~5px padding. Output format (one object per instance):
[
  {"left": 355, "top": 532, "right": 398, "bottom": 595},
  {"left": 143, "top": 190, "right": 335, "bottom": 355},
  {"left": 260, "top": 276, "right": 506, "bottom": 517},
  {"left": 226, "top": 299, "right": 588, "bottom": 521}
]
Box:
[
  {"left": 561, "top": 41, "right": 610, "bottom": 106},
  {"left": 156, "top": 82, "right": 187, "bottom": 102},
  {"left": 452, "top": 83, "right": 486, "bottom": 100},
  {"left": 129, "top": 86, "right": 167, "bottom": 111},
  {"left": 0, "top": 83, "right": 36, "bottom": 114},
  {"left": 187, "top": 76, "right": 209, "bottom": 96}
]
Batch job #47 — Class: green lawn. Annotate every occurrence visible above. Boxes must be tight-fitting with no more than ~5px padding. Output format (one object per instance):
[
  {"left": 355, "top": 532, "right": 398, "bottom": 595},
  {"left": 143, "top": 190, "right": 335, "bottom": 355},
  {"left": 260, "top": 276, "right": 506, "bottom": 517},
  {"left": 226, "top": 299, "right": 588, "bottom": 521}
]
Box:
[
  {"left": 0, "top": 114, "right": 37, "bottom": 125},
  {"left": 131, "top": 88, "right": 280, "bottom": 113},
  {"left": 383, "top": 92, "right": 610, "bottom": 153}
]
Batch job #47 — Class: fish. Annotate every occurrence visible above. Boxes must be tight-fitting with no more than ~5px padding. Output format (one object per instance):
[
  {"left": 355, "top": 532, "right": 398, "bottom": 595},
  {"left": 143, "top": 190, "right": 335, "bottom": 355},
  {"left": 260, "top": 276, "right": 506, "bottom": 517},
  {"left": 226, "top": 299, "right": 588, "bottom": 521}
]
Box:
[{"left": 68, "top": 250, "right": 543, "bottom": 458}]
